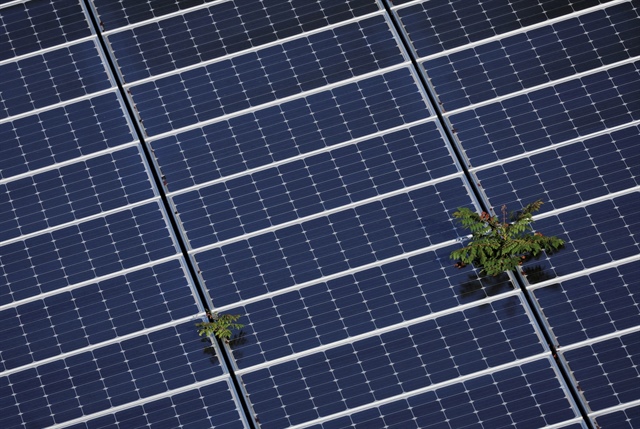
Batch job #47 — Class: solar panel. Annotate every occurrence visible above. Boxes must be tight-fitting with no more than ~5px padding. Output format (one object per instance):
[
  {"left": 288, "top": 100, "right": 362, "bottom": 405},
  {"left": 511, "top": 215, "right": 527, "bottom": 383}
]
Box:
[
  {"left": 593, "top": 404, "right": 640, "bottom": 429},
  {"left": 64, "top": 380, "right": 248, "bottom": 429},
  {"left": 562, "top": 329, "right": 640, "bottom": 411},
  {"left": 0, "top": 40, "right": 112, "bottom": 119},
  {"left": 195, "top": 176, "right": 473, "bottom": 307},
  {"left": 449, "top": 59, "right": 640, "bottom": 166},
  {"left": 1, "top": 0, "right": 638, "bottom": 428},
  {"left": 474, "top": 124, "right": 640, "bottom": 214},
  {"left": 128, "top": 15, "right": 405, "bottom": 135},
  {"left": 240, "top": 295, "right": 546, "bottom": 428},
  {"left": 106, "top": 0, "right": 382, "bottom": 83},
  {"left": 0, "top": 0, "right": 92, "bottom": 61},
  {"left": 422, "top": 1, "right": 640, "bottom": 111},
  {"left": 395, "top": 0, "right": 616, "bottom": 58},
  {"left": 172, "top": 121, "right": 458, "bottom": 248},
  {"left": 0, "top": 201, "right": 177, "bottom": 305},
  {"left": 0, "top": 92, "right": 136, "bottom": 180},
  {"left": 0, "top": 258, "right": 199, "bottom": 371},
  {"left": 0, "top": 145, "right": 155, "bottom": 242},
  {"left": 533, "top": 260, "right": 640, "bottom": 346},
  {"left": 0, "top": 321, "right": 226, "bottom": 427},
  {"left": 151, "top": 66, "right": 432, "bottom": 189},
  {"left": 308, "top": 357, "right": 583, "bottom": 429}
]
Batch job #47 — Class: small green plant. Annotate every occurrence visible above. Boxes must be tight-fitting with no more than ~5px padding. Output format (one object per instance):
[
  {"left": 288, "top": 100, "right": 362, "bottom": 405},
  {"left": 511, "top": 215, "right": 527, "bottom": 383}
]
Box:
[
  {"left": 450, "top": 200, "right": 564, "bottom": 276},
  {"left": 196, "top": 312, "right": 244, "bottom": 341}
]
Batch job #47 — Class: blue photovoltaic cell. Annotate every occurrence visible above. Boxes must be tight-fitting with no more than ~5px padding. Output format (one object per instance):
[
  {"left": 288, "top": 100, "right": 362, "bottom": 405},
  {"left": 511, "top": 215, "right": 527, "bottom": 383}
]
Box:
[
  {"left": 108, "top": 0, "right": 381, "bottom": 82},
  {"left": 0, "top": 201, "right": 177, "bottom": 306},
  {"left": 563, "top": 330, "right": 640, "bottom": 411},
  {"left": 152, "top": 67, "right": 431, "bottom": 189},
  {"left": 0, "top": 40, "right": 111, "bottom": 119},
  {"left": 476, "top": 125, "right": 640, "bottom": 214},
  {"left": 396, "top": 0, "right": 614, "bottom": 58},
  {"left": 0, "top": 146, "right": 155, "bottom": 242},
  {"left": 534, "top": 261, "right": 640, "bottom": 347},
  {"left": 196, "top": 177, "right": 473, "bottom": 307},
  {"left": 0, "top": 93, "right": 136, "bottom": 180},
  {"left": 0, "top": 0, "right": 92, "bottom": 61},
  {"left": 173, "top": 121, "right": 457, "bottom": 248},
  {"left": 594, "top": 404, "right": 640, "bottom": 429},
  {"left": 309, "top": 358, "right": 576, "bottom": 429},
  {"left": 130, "top": 16, "right": 404, "bottom": 136},
  {"left": 241, "top": 296, "right": 545, "bottom": 428},
  {"left": 522, "top": 192, "right": 640, "bottom": 282},
  {"left": 0, "top": 322, "right": 224, "bottom": 429},
  {"left": 0, "top": 259, "right": 199, "bottom": 371},
  {"left": 66, "top": 381, "right": 245, "bottom": 429},
  {"left": 423, "top": 1, "right": 640, "bottom": 111},
  {"left": 450, "top": 60, "right": 640, "bottom": 166},
  {"left": 230, "top": 245, "right": 513, "bottom": 368}
]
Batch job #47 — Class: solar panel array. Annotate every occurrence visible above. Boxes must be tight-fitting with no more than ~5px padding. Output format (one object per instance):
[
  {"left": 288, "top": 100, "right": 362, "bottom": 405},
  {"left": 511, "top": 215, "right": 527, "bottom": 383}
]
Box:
[{"left": 1, "top": 0, "right": 638, "bottom": 428}]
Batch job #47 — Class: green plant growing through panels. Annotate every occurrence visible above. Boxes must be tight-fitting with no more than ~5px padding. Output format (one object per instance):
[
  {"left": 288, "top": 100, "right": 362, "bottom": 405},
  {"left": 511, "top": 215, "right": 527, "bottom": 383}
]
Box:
[
  {"left": 450, "top": 200, "right": 564, "bottom": 276},
  {"left": 196, "top": 312, "right": 244, "bottom": 342}
]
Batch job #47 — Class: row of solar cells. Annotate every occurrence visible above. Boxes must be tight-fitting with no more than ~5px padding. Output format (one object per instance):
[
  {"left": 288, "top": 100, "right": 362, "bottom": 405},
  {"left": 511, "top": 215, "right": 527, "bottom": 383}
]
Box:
[
  {"left": 152, "top": 67, "right": 433, "bottom": 192},
  {"left": 172, "top": 120, "right": 459, "bottom": 248}
]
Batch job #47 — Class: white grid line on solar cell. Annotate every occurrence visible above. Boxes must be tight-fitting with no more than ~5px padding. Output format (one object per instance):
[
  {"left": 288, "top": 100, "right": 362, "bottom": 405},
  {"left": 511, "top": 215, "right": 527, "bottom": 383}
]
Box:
[
  {"left": 527, "top": 254, "right": 640, "bottom": 291},
  {"left": 188, "top": 171, "right": 464, "bottom": 255},
  {"left": 403, "top": 0, "right": 630, "bottom": 62},
  {"left": 0, "top": 195, "right": 160, "bottom": 248},
  {"left": 166, "top": 117, "right": 447, "bottom": 198},
  {"left": 47, "top": 377, "right": 244, "bottom": 429},
  {"left": 0, "top": 313, "right": 209, "bottom": 378},
  {"left": 285, "top": 354, "right": 557, "bottom": 429},
  {"left": 0, "top": 140, "right": 142, "bottom": 186},
  {"left": 234, "top": 288, "right": 523, "bottom": 374},
  {"left": 144, "top": 61, "right": 419, "bottom": 142},
  {"left": 115, "top": 9, "right": 390, "bottom": 87},
  {"left": 443, "top": 55, "right": 640, "bottom": 117},
  {"left": 0, "top": 87, "right": 117, "bottom": 125},
  {"left": 468, "top": 119, "right": 640, "bottom": 173},
  {"left": 206, "top": 235, "right": 471, "bottom": 314}
]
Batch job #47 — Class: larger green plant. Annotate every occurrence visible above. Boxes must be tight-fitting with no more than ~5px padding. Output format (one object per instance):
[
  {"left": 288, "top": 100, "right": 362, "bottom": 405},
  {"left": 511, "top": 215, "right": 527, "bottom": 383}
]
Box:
[
  {"left": 196, "top": 312, "right": 244, "bottom": 342},
  {"left": 450, "top": 200, "right": 564, "bottom": 276}
]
